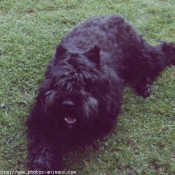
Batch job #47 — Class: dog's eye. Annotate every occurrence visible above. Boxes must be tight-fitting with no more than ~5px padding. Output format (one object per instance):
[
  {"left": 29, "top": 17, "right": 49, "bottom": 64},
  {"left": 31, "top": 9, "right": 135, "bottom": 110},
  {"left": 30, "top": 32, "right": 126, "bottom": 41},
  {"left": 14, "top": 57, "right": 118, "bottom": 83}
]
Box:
[
  {"left": 85, "top": 79, "right": 92, "bottom": 84},
  {"left": 67, "top": 75, "right": 72, "bottom": 80},
  {"left": 84, "top": 79, "right": 92, "bottom": 90}
]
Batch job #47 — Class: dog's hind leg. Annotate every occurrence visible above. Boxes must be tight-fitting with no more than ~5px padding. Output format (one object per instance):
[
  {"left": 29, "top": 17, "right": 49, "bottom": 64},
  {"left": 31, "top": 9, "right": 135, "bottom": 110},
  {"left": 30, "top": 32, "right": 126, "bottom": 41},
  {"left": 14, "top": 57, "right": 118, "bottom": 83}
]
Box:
[{"left": 122, "top": 38, "right": 175, "bottom": 97}]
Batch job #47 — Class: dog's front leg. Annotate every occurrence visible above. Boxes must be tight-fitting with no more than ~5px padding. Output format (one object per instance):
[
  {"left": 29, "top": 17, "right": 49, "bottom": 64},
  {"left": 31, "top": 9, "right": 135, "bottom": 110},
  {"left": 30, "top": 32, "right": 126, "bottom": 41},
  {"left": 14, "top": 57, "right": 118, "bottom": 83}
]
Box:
[
  {"left": 27, "top": 133, "right": 62, "bottom": 172},
  {"left": 26, "top": 92, "right": 62, "bottom": 172}
]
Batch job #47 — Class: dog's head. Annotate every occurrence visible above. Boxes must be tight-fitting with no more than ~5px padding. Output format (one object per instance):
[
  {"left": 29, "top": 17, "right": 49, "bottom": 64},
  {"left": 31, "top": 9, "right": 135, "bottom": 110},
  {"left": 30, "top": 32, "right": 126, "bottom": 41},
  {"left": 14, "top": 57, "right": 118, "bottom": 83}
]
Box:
[{"left": 41, "top": 45, "right": 113, "bottom": 129}]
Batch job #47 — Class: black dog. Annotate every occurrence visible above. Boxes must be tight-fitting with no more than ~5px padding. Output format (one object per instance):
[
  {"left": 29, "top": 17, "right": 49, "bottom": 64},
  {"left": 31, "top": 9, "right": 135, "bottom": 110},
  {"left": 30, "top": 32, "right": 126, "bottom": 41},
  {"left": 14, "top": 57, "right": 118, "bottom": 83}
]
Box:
[{"left": 26, "top": 14, "right": 175, "bottom": 171}]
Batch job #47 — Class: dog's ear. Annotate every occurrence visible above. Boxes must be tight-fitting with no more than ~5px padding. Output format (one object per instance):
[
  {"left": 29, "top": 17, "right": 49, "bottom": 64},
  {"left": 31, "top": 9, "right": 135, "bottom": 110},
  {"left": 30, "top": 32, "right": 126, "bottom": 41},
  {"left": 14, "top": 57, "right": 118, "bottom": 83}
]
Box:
[
  {"left": 85, "top": 45, "right": 100, "bottom": 64},
  {"left": 55, "top": 44, "right": 67, "bottom": 58}
]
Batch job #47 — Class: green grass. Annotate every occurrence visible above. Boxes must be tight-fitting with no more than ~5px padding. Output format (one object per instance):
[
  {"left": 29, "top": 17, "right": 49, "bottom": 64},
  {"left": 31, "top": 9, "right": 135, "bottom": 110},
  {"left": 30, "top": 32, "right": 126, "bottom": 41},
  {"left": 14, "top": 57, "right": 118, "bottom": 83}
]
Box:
[{"left": 0, "top": 0, "right": 175, "bottom": 174}]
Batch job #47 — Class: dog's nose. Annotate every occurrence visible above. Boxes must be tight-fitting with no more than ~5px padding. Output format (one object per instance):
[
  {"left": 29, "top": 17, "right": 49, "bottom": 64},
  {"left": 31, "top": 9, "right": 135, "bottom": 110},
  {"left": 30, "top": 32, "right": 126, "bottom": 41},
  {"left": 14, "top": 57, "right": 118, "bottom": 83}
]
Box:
[{"left": 62, "top": 100, "right": 75, "bottom": 110}]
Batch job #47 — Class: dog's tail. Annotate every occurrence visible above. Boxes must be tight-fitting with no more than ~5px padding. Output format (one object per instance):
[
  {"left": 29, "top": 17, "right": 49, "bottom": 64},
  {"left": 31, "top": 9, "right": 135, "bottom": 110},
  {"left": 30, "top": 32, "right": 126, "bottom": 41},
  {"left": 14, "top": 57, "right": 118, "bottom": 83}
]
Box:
[
  {"left": 145, "top": 41, "right": 175, "bottom": 82},
  {"left": 152, "top": 42, "right": 175, "bottom": 68}
]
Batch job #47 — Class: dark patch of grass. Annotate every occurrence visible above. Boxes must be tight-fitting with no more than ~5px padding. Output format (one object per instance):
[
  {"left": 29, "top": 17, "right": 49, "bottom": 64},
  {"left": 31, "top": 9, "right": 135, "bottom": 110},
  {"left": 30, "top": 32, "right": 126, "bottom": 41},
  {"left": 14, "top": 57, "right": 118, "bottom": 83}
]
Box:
[{"left": 1, "top": 0, "right": 175, "bottom": 174}]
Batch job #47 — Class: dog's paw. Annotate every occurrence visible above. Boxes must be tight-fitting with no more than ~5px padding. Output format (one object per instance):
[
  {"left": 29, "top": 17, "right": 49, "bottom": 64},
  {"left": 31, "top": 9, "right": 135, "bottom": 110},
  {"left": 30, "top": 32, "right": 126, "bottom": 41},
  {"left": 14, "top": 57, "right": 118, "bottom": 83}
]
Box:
[
  {"left": 135, "top": 78, "right": 152, "bottom": 98},
  {"left": 141, "top": 83, "right": 152, "bottom": 98}
]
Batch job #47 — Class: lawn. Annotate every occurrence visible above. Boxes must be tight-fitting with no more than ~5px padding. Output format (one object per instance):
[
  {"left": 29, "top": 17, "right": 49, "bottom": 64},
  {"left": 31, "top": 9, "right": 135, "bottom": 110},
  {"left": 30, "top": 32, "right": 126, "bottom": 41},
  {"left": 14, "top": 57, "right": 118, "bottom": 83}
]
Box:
[{"left": 0, "top": 0, "right": 175, "bottom": 174}]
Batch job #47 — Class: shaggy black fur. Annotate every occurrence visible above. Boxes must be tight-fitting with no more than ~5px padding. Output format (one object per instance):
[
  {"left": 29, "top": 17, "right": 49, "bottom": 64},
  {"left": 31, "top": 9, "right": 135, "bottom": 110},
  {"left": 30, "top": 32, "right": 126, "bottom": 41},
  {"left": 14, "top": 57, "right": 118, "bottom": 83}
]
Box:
[{"left": 26, "top": 14, "right": 175, "bottom": 172}]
